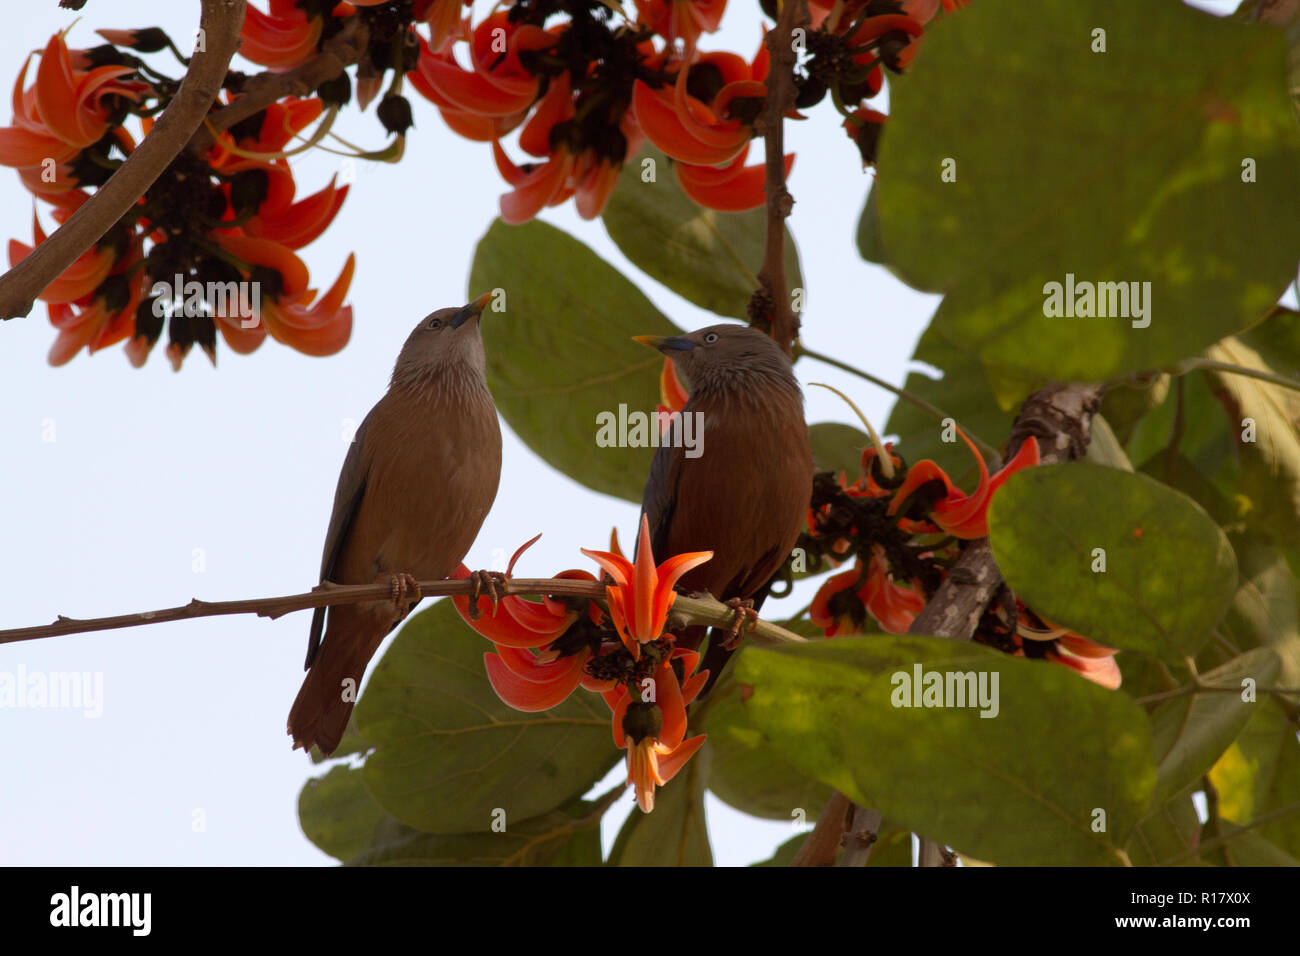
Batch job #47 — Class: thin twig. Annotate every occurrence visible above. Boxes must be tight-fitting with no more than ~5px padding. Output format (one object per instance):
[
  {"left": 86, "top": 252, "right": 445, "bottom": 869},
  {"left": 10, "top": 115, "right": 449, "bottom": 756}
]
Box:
[
  {"left": 754, "top": 0, "right": 810, "bottom": 355},
  {"left": 0, "top": 577, "right": 807, "bottom": 647},
  {"left": 186, "top": 16, "right": 368, "bottom": 155},
  {"left": 796, "top": 342, "right": 1004, "bottom": 467},
  {"left": 0, "top": 0, "right": 247, "bottom": 319}
]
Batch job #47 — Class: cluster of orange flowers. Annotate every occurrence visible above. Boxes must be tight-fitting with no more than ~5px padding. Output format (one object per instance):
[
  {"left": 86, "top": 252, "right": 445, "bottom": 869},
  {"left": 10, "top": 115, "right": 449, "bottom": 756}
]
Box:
[
  {"left": 453, "top": 521, "right": 712, "bottom": 813},
  {"left": 801, "top": 429, "right": 1120, "bottom": 688},
  {"left": 0, "top": 30, "right": 354, "bottom": 367}
]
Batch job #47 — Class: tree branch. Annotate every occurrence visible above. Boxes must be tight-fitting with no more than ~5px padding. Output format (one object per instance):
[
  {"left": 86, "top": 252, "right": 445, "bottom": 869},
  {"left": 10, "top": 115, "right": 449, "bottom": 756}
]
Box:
[
  {"left": 754, "top": 0, "right": 809, "bottom": 355},
  {"left": 790, "top": 791, "right": 853, "bottom": 866},
  {"left": 0, "top": 576, "right": 809, "bottom": 647},
  {"left": 835, "top": 805, "right": 883, "bottom": 867},
  {"left": 0, "top": 0, "right": 247, "bottom": 320},
  {"left": 186, "top": 16, "right": 367, "bottom": 155},
  {"left": 905, "top": 382, "right": 1105, "bottom": 640}
]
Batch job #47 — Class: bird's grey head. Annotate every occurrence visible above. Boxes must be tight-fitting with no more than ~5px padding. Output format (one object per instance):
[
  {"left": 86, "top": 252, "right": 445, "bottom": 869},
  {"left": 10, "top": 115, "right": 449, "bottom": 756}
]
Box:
[
  {"left": 391, "top": 293, "right": 492, "bottom": 393},
  {"left": 634, "top": 323, "right": 799, "bottom": 400}
]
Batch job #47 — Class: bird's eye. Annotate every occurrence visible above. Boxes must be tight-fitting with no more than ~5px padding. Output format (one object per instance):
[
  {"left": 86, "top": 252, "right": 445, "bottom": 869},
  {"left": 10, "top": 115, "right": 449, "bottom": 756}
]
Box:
[
  {"left": 428, "top": 317, "right": 442, "bottom": 330},
  {"left": 703, "top": 332, "right": 719, "bottom": 344}
]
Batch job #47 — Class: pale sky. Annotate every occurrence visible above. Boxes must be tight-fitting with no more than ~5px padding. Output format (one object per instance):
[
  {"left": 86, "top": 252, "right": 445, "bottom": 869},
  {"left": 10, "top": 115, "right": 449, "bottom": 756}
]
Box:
[{"left": 0, "top": 0, "right": 1237, "bottom": 865}]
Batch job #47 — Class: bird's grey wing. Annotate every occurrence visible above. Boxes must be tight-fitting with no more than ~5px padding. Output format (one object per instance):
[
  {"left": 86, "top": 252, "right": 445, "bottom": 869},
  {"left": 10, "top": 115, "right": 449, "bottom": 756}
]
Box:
[
  {"left": 305, "top": 413, "right": 372, "bottom": 669},
  {"left": 640, "top": 439, "right": 684, "bottom": 560}
]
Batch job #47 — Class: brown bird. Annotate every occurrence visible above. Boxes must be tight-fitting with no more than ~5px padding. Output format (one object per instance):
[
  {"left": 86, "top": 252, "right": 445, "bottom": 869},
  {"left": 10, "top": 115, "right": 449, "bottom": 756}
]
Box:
[
  {"left": 634, "top": 324, "right": 813, "bottom": 689},
  {"left": 288, "top": 293, "right": 501, "bottom": 755}
]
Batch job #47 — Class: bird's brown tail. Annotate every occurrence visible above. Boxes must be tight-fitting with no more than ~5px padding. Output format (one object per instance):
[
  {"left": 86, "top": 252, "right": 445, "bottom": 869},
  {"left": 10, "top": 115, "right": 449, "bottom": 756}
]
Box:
[{"left": 287, "top": 620, "right": 382, "bottom": 756}]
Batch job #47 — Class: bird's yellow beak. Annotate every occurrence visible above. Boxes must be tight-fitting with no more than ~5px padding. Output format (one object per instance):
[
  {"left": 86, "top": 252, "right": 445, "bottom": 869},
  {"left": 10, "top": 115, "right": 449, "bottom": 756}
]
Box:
[{"left": 451, "top": 291, "right": 493, "bottom": 328}]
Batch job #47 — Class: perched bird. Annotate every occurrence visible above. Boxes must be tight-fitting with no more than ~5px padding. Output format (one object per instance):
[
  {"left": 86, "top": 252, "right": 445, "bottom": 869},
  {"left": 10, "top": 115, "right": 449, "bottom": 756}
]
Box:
[
  {"left": 633, "top": 324, "right": 813, "bottom": 689},
  {"left": 288, "top": 293, "right": 501, "bottom": 755}
]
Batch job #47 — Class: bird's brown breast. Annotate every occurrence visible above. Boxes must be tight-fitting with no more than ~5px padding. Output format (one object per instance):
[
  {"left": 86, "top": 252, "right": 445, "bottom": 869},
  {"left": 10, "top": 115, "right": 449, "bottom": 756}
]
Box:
[
  {"left": 337, "top": 384, "right": 501, "bottom": 586},
  {"left": 663, "top": 389, "right": 812, "bottom": 599}
]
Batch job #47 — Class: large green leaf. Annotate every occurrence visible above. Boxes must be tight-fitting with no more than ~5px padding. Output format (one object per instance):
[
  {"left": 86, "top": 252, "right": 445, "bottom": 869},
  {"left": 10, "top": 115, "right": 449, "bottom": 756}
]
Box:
[
  {"left": 607, "top": 752, "right": 712, "bottom": 865},
  {"left": 855, "top": 179, "right": 887, "bottom": 265},
  {"left": 345, "top": 794, "right": 609, "bottom": 866},
  {"left": 988, "top": 463, "right": 1238, "bottom": 662},
  {"left": 299, "top": 755, "right": 611, "bottom": 866},
  {"left": 884, "top": 324, "right": 1015, "bottom": 482},
  {"left": 1125, "top": 785, "right": 1203, "bottom": 867},
  {"left": 697, "top": 671, "right": 833, "bottom": 821},
  {"left": 298, "top": 764, "right": 414, "bottom": 863},
  {"left": 809, "top": 422, "right": 870, "bottom": 478},
  {"left": 356, "top": 599, "right": 618, "bottom": 833},
  {"left": 1148, "top": 646, "right": 1281, "bottom": 808},
  {"left": 470, "top": 218, "right": 680, "bottom": 502},
  {"left": 737, "top": 636, "right": 1155, "bottom": 866},
  {"left": 877, "top": 0, "right": 1300, "bottom": 381},
  {"left": 602, "top": 145, "right": 803, "bottom": 320}
]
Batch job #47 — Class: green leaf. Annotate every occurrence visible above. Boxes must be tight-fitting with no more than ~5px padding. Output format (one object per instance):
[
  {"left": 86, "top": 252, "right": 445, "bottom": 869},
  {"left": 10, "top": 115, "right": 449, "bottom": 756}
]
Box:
[
  {"left": 1219, "top": 537, "right": 1300, "bottom": 686},
  {"left": 1125, "top": 785, "right": 1203, "bottom": 867},
  {"left": 1085, "top": 414, "right": 1134, "bottom": 471},
  {"left": 1148, "top": 646, "right": 1280, "bottom": 808},
  {"left": 1201, "top": 822, "right": 1300, "bottom": 866},
  {"left": 356, "top": 599, "right": 619, "bottom": 834},
  {"left": 602, "top": 145, "right": 804, "bottom": 320},
  {"left": 884, "top": 324, "right": 1016, "bottom": 482},
  {"left": 298, "top": 764, "right": 414, "bottom": 863},
  {"left": 809, "top": 422, "right": 870, "bottom": 478},
  {"left": 1205, "top": 328, "right": 1300, "bottom": 545},
  {"left": 751, "top": 833, "right": 805, "bottom": 866},
  {"left": 855, "top": 179, "right": 887, "bottom": 265},
  {"left": 345, "top": 795, "right": 610, "bottom": 866},
  {"left": 1209, "top": 695, "right": 1300, "bottom": 858},
  {"left": 697, "top": 671, "right": 833, "bottom": 821},
  {"left": 736, "top": 636, "right": 1155, "bottom": 865},
  {"left": 988, "top": 462, "right": 1239, "bottom": 662},
  {"left": 470, "top": 218, "right": 680, "bottom": 502},
  {"left": 878, "top": 0, "right": 1300, "bottom": 381},
  {"left": 607, "top": 751, "right": 712, "bottom": 865}
]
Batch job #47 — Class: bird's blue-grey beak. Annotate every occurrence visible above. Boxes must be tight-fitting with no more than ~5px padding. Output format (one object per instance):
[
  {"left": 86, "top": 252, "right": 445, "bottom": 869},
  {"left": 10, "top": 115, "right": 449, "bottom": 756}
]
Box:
[
  {"left": 633, "top": 334, "right": 695, "bottom": 353},
  {"left": 450, "top": 291, "right": 493, "bottom": 328}
]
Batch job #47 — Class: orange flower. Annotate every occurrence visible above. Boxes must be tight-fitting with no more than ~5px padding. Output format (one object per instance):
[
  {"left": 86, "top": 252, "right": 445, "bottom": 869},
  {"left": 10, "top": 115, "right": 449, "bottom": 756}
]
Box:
[
  {"left": 903, "top": 0, "right": 973, "bottom": 26},
  {"left": 210, "top": 233, "right": 354, "bottom": 359},
  {"left": 239, "top": 0, "right": 325, "bottom": 69},
  {"left": 0, "top": 34, "right": 144, "bottom": 168},
  {"left": 1047, "top": 635, "right": 1122, "bottom": 690},
  {"left": 632, "top": 44, "right": 766, "bottom": 166},
  {"left": 581, "top": 515, "right": 712, "bottom": 660},
  {"left": 809, "top": 546, "right": 925, "bottom": 636},
  {"left": 453, "top": 534, "right": 594, "bottom": 648},
  {"left": 675, "top": 143, "right": 792, "bottom": 212},
  {"left": 608, "top": 648, "right": 709, "bottom": 812},
  {"left": 634, "top": 0, "right": 727, "bottom": 50},
  {"left": 887, "top": 432, "right": 1041, "bottom": 539},
  {"left": 413, "top": 12, "right": 555, "bottom": 117},
  {"left": 483, "top": 644, "right": 593, "bottom": 712}
]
